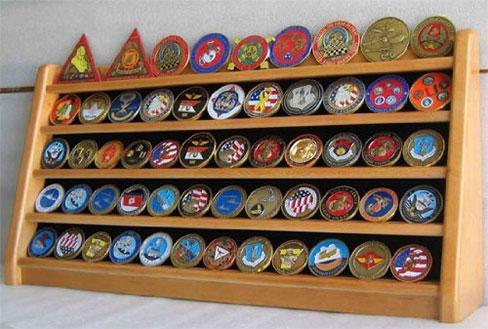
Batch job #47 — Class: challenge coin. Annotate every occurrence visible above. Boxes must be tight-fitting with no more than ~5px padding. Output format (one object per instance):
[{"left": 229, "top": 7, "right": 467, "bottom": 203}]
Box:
[
  {"left": 390, "top": 244, "right": 433, "bottom": 282},
  {"left": 211, "top": 185, "right": 247, "bottom": 218},
  {"left": 150, "top": 140, "right": 180, "bottom": 168},
  {"left": 360, "top": 17, "right": 410, "bottom": 62},
  {"left": 68, "top": 139, "right": 98, "bottom": 169},
  {"left": 140, "top": 89, "right": 174, "bottom": 122},
  {"left": 147, "top": 184, "right": 180, "bottom": 216},
  {"left": 411, "top": 16, "right": 456, "bottom": 58},
  {"left": 79, "top": 92, "right": 110, "bottom": 124},
  {"left": 117, "top": 184, "right": 150, "bottom": 216},
  {"left": 95, "top": 140, "right": 124, "bottom": 169},
  {"left": 312, "top": 20, "right": 360, "bottom": 65},
  {"left": 230, "top": 35, "right": 269, "bottom": 71},
  {"left": 403, "top": 129, "right": 445, "bottom": 166},
  {"left": 171, "top": 234, "right": 206, "bottom": 268},
  {"left": 285, "top": 134, "right": 322, "bottom": 167},
  {"left": 323, "top": 77, "right": 365, "bottom": 114},
  {"left": 151, "top": 35, "right": 189, "bottom": 75},
  {"left": 270, "top": 26, "right": 312, "bottom": 67},
  {"left": 88, "top": 184, "right": 120, "bottom": 215},
  {"left": 308, "top": 239, "right": 349, "bottom": 277},
  {"left": 362, "top": 132, "right": 402, "bottom": 166},
  {"left": 81, "top": 231, "right": 111, "bottom": 262},
  {"left": 54, "top": 227, "right": 84, "bottom": 259},
  {"left": 322, "top": 132, "right": 362, "bottom": 167},
  {"left": 215, "top": 135, "right": 250, "bottom": 168},
  {"left": 179, "top": 132, "right": 216, "bottom": 168},
  {"left": 282, "top": 184, "right": 320, "bottom": 220},
  {"left": 41, "top": 138, "right": 69, "bottom": 169},
  {"left": 178, "top": 184, "right": 212, "bottom": 217},
  {"left": 283, "top": 79, "right": 323, "bottom": 115},
  {"left": 49, "top": 94, "right": 81, "bottom": 125},
  {"left": 139, "top": 232, "right": 173, "bottom": 266},
  {"left": 121, "top": 140, "right": 152, "bottom": 169},
  {"left": 320, "top": 185, "right": 360, "bottom": 221},
  {"left": 203, "top": 236, "right": 238, "bottom": 270},
  {"left": 365, "top": 75, "right": 409, "bottom": 112},
  {"left": 359, "top": 187, "right": 398, "bottom": 222},
  {"left": 172, "top": 86, "right": 209, "bottom": 120},
  {"left": 236, "top": 236, "right": 273, "bottom": 273},
  {"left": 249, "top": 135, "right": 286, "bottom": 168},
  {"left": 245, "top": 185, "right": 282, "bottom": 219},
  {"left": 243, "top": 82, "right": 283, "bottom": 117},
  {"left": 190, "top": 33, "right": 230, "bottom": 73},
  {"left": 349, "top": 241, "right": 391, "bottom": 279},
  {"left": 108, "top": 91, "right": 142, "bottom": 123},
  {"left": 35, "top": 183, "right": 64, "bottom": 213},
  {"left": 400, "top": 185, "right": 443, "bottom": 224},
  {"left": 409, "top": 72, "right": 451, "bottom": 112},
  {"left": 109, "top": 230, "right": 142, "bottom": 264},
  {"left": 28, "top": 228, "right": 57, "bottom": 257},
  {"left": 271, "top": 240, "right": 309, "bottom": 275},
  {"left": 207, "top": 84, "right": 245, "bottom": 120},
  {"left": 62, "top": 184, "right": 92, "bottom": 214}
]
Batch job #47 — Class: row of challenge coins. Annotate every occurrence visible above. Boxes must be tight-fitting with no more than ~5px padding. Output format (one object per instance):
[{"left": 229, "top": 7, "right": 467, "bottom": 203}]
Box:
[
  {"left": 49, "top": 72, "right": 451, "bottom": 125},
  {"left": 41, "top": 129, "right": 445, "bottom": 170},
  {"left": 35, "top": 182, "right": 443, "bottom": 224},
  {"left": 28, "top": 227, "right": 434, "bottom": 282}
]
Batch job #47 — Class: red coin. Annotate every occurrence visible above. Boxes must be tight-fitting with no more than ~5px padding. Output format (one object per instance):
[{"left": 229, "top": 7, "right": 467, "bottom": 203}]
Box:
[
  {"left": 151, "top": 35, "right": 189, "bottom": 76},
  {"left": 390, "top": 244, "right": 433, "bottom": 282},
  {"left": 362, "top": 132, "right": 402, "bottom": 166},
  {"left": 249, "top": 135, "right": 286, "bottom": 168},
  {"left": 231, "top": 35, "right": 269, "bottom": 71},
  {"left": 49, "top": 94, "right": 81, "bottom": 125},
  {"left": 409, "top": 72, "right": 451, "bottom": 112}
]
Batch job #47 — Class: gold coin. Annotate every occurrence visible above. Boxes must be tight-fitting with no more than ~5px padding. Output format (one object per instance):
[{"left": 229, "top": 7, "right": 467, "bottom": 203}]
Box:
[
  {"left": 79, "top": 92, "right": 111, "bottom": 124},
  {"left": 281, "top": 184, "right": 320, "bottom": 220},
  {"left": 271, "top": 240, "right": 309, "bottom": 275},
  {"left": 68, "top": 139, "right": 98, "bottom": 169},
  {"left": 121, "top": 140, "right": 152, "bottom": 169},
  {"left": 179, "top": 132, "right": 216, "bottom": 168},
  {"left": 236, "top": 236, "right": 273, "bottom": 273},
  {"left": 95, "top": 140, "right": 124, "bottom": 169},
  {"left": 285, "top": 134, "right": 323, "bottom": 167},
  {"left": 178, "top": 184, "right": 212, "bottom": 217},
  {"left": 245, "top": 185, "right": 282, "bottom": 219},
  {"left": 411, "top": 16, "right": 455, "bottom": 58},
  {"left": 402, "top": 129, "right": 445, "bottom": 167},
  {"left": 349, "top": 241, "right": 391, "bottom": 280},
  {"left": 359, "top": 187, "right": 398, "bottom": 222},
  {"left": 170, "top": 234, "right": 206, "bottom": 268},
  {"left": 214, "top": 135, "right": 250, "bottom": 168},
  {"left": 82, "top": 231, "right": 111, "bottom": 262}
]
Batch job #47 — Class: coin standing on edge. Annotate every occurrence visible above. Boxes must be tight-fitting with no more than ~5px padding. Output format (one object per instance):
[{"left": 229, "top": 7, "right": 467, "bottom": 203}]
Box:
[
  {"left": 203, "top": 236, "right": 238, "bottom": 270},
  {"left": 41, "top": 138, "right": 70, "bottom": 169},
  {"left": 214, "top": 135, "right": 250, "bottom": 168},
  {"left": 390, "top": 244, "right": 433, "bottom": 282},
  {"left": 320, "top": 185, "right": 360, "bottom": 221},
  {"left": 117, "top": 184, "right": 150, "bottom": 216},
  {"left": 270, "top": 25, "right": 312, "bottom": 67},
  {"left": 68, "top": 139, "right": 98, "bottom": 169},
  {"left": 211, "top": 185, "right": 247, "bottom": 218},
  {"left": 230, "top": 35, "right": 270, "bottom": 71},
  {"left": 88, "top": 184, "right": 120, "bottom": 215},
  {"left": 150, "top": 140, "right": 180, "bottom": 168},
  {"left": 245, "top": 185, "right": 282, "bottom": 219},
  {"left": 285, "top": 134, "right": 323, "bottom": 167},
  {"left": 172, "top": 86, "right": 209, "bottom": 120},
  {"left": 249, "top": 135, "right": 286, "bottom": 168},
  {"left": 49, "top": 94, "right": 81, "bottom": 125},
  {"left": 179, "top": 132, "right": 216, "bottom": 168},
  {"left": 359, "top": 187, "right": 398, "bottom": 222},
  {"left": 35, "top": 184, "right": 65, "bottom": 213},
  {"left": 139, "top": 232, "right": 173, "bottom": 266},
  {"left": 411, "top": 16, "right": 455, "bottom": 58},
  {"left": 190, "top": 33, "right": 230, "bottom": 73},
  {"left": 272, "top": 240, "right": 309, "bottom": 275},
  {"left": 95, "top": 140, "right": 124, "bottom": 169},
  {"left": 312, "top": 20, "right": 360, "bottom": 65},
  {"left": 308, "top": 239, "right": 350, "bottom": 277},
  {"left": 283, "top": 79, "right": 323, "bottom": 115},
  {"left": 403, "top": 129, "right": 445, "bottom": 167},
  {"left": 362, "top": 132, "right": 402, "bottom": 167},
  {"left": 207, "top": 84, "right": 245, "bottom": 120},
  {"left": 108, "top": 91, "right": 142, "bottom": 123},
  {"left": 82, "top": 231, "right": 112, "bottom": 262},
  {"left": 282, "top": 184, "right": 320, "bottom": 220},
  {"left": 349, "top": 241, "right": 392, "bottom": 280},
  {"left": 365, "top": 75, "right": 409, "bottom": 113},
  {"left": 151, "top": 35, "right": 190, "bottom": 76},
  {"left": 409, "top": 72, "right": 451, "bottom": 112},
  {"left": 244, "top": 82, "right": 283, "bottom": 117},
  {"left": 121, "top": 140, "right": 152, "bottom": 169},
  {"left": 62, "top": 184, "right": 92, "bottom": 214},
  {"left": 28, "top": 228, "right": 57, "bottom": 257},
  {"left": 178, "top": 184, "right": 212, "bottom": 217},
  {"left": 322, "top": 132, "right": 362, "bottom": 167},
  {"left": 171, "top": 233, "right": 206, "bottom": 268},
  {"left": 147, "top": 184, "right": 180, "bottom": 217},
  {"left": 79, "top": 92, "right": 111, "bottom": 124},
  {"left": 54, "top": 227, "right": 85, "bottom": 260},
  {"left": 323, "top": 77, "right": 365, "bottom": 114},
  {"left": 399, "top": 185, "right": 443, "bottom": 224},
  {"left": 140, "top": 89, "right": 174, "bottom": 122},
  {"left": 236, "top": 236, "right": 273, "bottom": 273},
  {"left": 109, "top": 230, "right": 142, "bottom": 264}
]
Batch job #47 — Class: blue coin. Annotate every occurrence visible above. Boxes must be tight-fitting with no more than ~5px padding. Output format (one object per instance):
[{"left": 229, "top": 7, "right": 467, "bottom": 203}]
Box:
[
  {"left": 108, "top": 91, "right": 142, "bottom": 123},
  {"left": 147, "top": 185, "right": 179, "bottom": 216},
  {"left": 35, "top": 183, "right": 65, "bottom": 213},
  {"left": 270, "top": 26, "right": 312, "bottom": 68},
  {"left": 190, "top": 33, "right": 230, "bottom": 73},
  {"left": 365, "top": 75, "right": 409, "bottom": 112},
  {"left": 211, "top": 186, "right": 246, "bottom": 217},
  {"left": 42, "top": 138, "right": 69, "bottom": 169},
  {"left": 139, "top": 232, "right": 173, "bottom": 266},
  {"left": 88, "top": 185, "right": 120, "bottom": 214},
  {"left": 308, "top": 239, "right": 349, "bottom": 277},
  {"left": 62, "top": 184, "right": 92, "bottom": 214},
  {"left": 109, "top": 230, "right": 142, "bottom": 264},
  {"left": 28, "top": 228, "right": 57, "bottom": 257},
  {"left": 400, "top": 185, "right": 443, "bottom": 224}
]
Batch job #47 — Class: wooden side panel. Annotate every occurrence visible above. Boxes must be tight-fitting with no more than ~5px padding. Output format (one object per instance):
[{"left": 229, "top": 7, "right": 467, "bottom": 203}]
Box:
[{"left": 440, "top": 30, "right": 483, "bottom": 322}]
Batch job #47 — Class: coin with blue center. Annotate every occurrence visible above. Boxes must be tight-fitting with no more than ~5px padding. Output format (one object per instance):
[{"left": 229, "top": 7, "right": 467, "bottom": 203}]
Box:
[
  {"left": 207, "top": 84, "right": 245, "bottom": 120},
  {"left": 211, "top": 185, "right": 247, "bottom": 218},
  {"left": 359, "top": 187, "right": 398, "bottom": 222},
  {"left": 236, "top": 236, "right": 273, "bottom": 273},
  {"left": 139, "top": 232, "right": 173, "bottom": 266},
  {"left": 403, "top": 129, "right": 445, "bottom": 167},
  {"left": 308, "top": 239, "right": 350, "bottom": 277},
  {"left": 62, "top": 184, "right": 92, "bottom": 214},
  {"left": 35, "top": 183, "right": 65, "bottom": 213},
  {"left": 41, "top": 138, "right": 69, "bottom": 169},
  {"left": 88, "top": 184, "right": 120, "bottom": 215},
  {"left": 171, "top": 233, "right": 206, "bottom": 268},
  {"left": 54, "top": 227, "right": 85, "bottom": 259},
  {"left": 323, "top": 77, "right": 365, "bottom": 114},
  {"left": 190, "top": 33, "right": 230, "bottom": 73},
  {"left": 28, "top": 227, "right": 57, "bottom": 257},
  {"left": 147, "top": 185, "right": 180, "bottom": 216},
  {"left": 108, "top": 91, "right": 142, "bottom": 123},
  {"left": 109, "top": 230, "right": 142, "bottom": 264},
  {"left": 365, "top": 75, "right": 409, "bottom": 112},
  {"left": 400, "top": 185, "right": 443, "bottom": 224}
]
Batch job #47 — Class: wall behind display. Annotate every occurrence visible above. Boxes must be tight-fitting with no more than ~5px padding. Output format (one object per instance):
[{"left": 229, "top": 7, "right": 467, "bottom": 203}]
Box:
[{"left": 0, "top": 0, "right": 487, "bottom": 304}]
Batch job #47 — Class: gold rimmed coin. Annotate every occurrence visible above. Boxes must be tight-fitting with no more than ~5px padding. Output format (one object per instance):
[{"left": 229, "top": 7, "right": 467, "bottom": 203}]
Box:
[
  {"left": 281, "top": 184, "right": 320, "bottom": 220},
  {"left": 49, "top": 94, "right": 81, "bottom": 125},
  {"left": 81, "top": 231, "right": 111, "bottom": 262},
  {"left": 359, "top": 187, "right": 398, "bottom": 222},
  {"left": 172, "top": 86, "right": 209, "bottom": 120},
  {"left": 245, "top": 185, "right": 282, "bottom": 219},
  {"left": 272, "top": 240, "right": 309, "bottom": 275},
  {"left": 88, "top": 184, "right": 120, "bottom": 215},
  {"left": 320, "top": 185, "right": 360, "bottom": 221},
  {"left": 390, "top": 244, "right": 433, "bottom": 282},
  {"left": 362, "top": 132, "right": 402, "bottom": 167},
  {"left": 171, "top": 233, "right": 206, "bottom": 268},
  {"left": 211, "top": 185, "right": 247, "bottom": 218},
  {"left": 179, "top": 132, "right": 216, "bottom": 168},
  {"left": 409, "top": 72, "right": 451, "bottom": 112},
  {"left": 308, "top": 239, "right": 350, "bottom": 277},
  {"left": 243, "top": 82, "right": 283, "bottom": 117},
  {"left": 178, "top": 184, "right": 212, "bottom": 217},
  {"left": 236, "top": 236, "right": 273, "bottom": 273},
  {"left": 95, "top": 140, "right": 124, "bottom": 169},
  {"left": 214, "top": 135, "right": 250, "bottom": 168},
  {"left": 121, "top": 140, "right": 152, "bottom": 169},
  {"left": 147, "top": 185, "right": 180, "bottom": 217},
  {"left": 285, "top": 134, "right": 323, "bottom": 167},
  {"left": 79, "top": 92, "right": 111, "bottom": 124},
  {"left": 349, "top": 241, "right": 391, "bottom": 280},
  {"left": 140, "top": 89, "right": 174, "bottom": 122},
  {"left": 249, "top": 135, "right": 286, "bottom": 168},
  {"left": 203, "top": 236, "right": 238, "bottom": 270},
  {"left": 403, "top": 129, "right": 445, "bottom": 167},
  {"left": 68, "top": 139, "right": 98, "bottom": 169},
  {"left": 411, "top": 16, "right": 455, "bottom": 58}
]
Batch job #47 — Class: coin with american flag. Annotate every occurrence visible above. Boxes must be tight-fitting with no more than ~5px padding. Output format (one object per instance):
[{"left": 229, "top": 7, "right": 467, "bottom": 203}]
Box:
[
  {"left": 215, "top": 136, "right": 250, "bottom": 168},
  {"left": 150, "top": 140, "right": 180, "bottom": 168},
  {"left": 390, "top": 244, "right": 433, "bottom": 282},
  {"left": 244, "top": 82, "right": 283, "bottom": 117},
  {"left": 54, "top": 227, "right": 85, "bottom": 259},
  {"left": 178, "top": 184, "right": 212, "bottom": 217},
  {"left": 282, "top": 184, "right": 320, "bottom": 219}
]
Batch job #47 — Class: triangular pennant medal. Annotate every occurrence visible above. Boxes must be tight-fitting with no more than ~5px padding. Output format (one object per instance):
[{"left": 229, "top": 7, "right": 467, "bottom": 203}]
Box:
[
  {"left": 105, "top": 28, "right": 154, "bottom": 80},
  {"left": 56, "top": 34, "right": 101, "bottom": 83}
]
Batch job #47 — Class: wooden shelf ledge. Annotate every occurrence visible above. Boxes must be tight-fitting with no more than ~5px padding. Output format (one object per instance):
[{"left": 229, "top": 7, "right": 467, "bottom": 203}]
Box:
[{"left": 25, "top": 213, "right": 444, "bottom": 237}]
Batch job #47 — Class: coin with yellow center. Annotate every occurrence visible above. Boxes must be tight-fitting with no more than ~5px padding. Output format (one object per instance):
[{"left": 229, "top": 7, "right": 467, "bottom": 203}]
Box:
[
  {"left": 82, "top": 231, "right": 112, "bottom": 262},
  {"left": 285, "top": 134, "right": 323, "bottom": 167},
  {"left": 68, "top": 139, "right": 98, "bottom": 169}
]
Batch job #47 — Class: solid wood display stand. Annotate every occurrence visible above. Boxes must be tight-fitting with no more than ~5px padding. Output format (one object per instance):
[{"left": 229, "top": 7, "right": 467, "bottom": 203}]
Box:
[{"left": 4, "top": 30, "right": 483, "bottom": 322}]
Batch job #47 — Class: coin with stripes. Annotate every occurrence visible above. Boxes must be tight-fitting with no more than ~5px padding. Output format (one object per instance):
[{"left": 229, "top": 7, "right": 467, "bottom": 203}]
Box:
[
  {"left": 215, "top": 135, "right": 250, "bottom": 168},
  {"left": 323, "top": 77, "right": 365, "bottom": 114},
  {"left": 82, "top": 231, "right": 111, "bottom": 262},
  {"left": 229, "top": 35, "right": 270, "bottom": 71},
  {"left": 211, "top": 185, "right": 247, "bottom": 218},
  {"left": 362, "top": 132, "right": 402, "bottom": 167},
  {"left": 272, "top": 240, "right": 309, "bottom": 275},
  {"left": 411, "top": 16, "right": 455, "bottom": 58},
  {"left": 108, "top": 91, "right": 142, "bottom": 123},
  {"left": 359, "top": 187, "right": 398, "bottom": 222},
  {"left": 285, "top": 134, "right": 323, "bottom": 167},
  {"left": 312, "top": 20, "right": 360, "bottom": 65},
  {"left": 41, "top": 138, "right": 69, "bottom": 169},
  {"left": 349, "top": 241, "right": 391, "bottom": 279},
  {"left": 309, "top": 239, "right": 350, "bottom": 277},
  {"left": 365, "top": 75, "right": 409, "bottom": 112},
  {"left": 207, "top": 84, "right": 245, "bottom": 120},
  {"left": 109, "top": 230, "right": 142, "bottom": 264},
  {"left": 399, "top": 185, "right": 443, "bottom": 224},
  {"left": 117, "top": 184, "right": 150, "bottom": 216},
  {"left": 171, "top": 233, "right": 206, "bottom": 268},
  {"left": 149, "top": 140, "right": 180, "bottom": 168},
  {"left": 62, "top": 184, "right": 92, "bottom": 214},
  {"left": 409, "top": 72, "right": 451, "bottom": 112},
  {"left": 95, "top": 140, "right": 124, "bottom": 169},
  {"left": 320, "top": 185, "right": 360, "bottom": 221},
  {"left": 49, "top": 94, "right": 81, "bottom": 125},
  {"left": 35, "top": 183, "right": 65, "bottom": 213},
  {"left": 151, "top": 35, "right": 189, "bottom": 76},
  {"left": 283, "top": 79, "right": 323, "bottom": 115},
  {"left": 54, "top": 227, "right": 85, "bottom": 259},
  {"left": 88, "top": 184, "right": 120, "bottom": 215},
  {"left": 403, "top": 129, "right": 445, "bottom": 167},
  {"left": 270, "top": 25, "right": 312, "bottom": 67},
  {"left": 147, "top": 185, "right": 180, "bottom": 217},
  {"left": 28, "top": 228, "right": 57, "bottom": 257},
  {"left": 79, "top": 92, "right": 111, "bottom": 124},
  {"left": 178, "top": 184, "right": 212, "bottom": 217},
  {"left": 172, "top": 86, "right": 209, "bottom": 120},
  {"left": 140, "top": 89, "right": 174, "bottom": 121},
  {"left": 244, "top": 82, "right": 283, "bottom": 117},
  {"left": 203, "top": 236, "right": 238, "bottom": 270},
  {"left": 68, "top": 139, "right": 98, "bottom": 169},
  {"left": 282, "top": 184, "right": 320, "bottom": 220},
  {"left": 236, "top": 236, "right": 273, "bottom": 273},
  {"left": 179, "top": 132, "right": 216, "bottom": 168},
  {"left": 245, "top": 185, "right": 282, "bottom": 219},
  {"left": 322, "top": 132, "right": 362, "bottom": 167},
  {"left": 249, "top": 135, "right": 286, "bottom": 168},
  {"left": 121, "top": 140, "right": 152, "bottom": 169},
  {"left": 190, "top": 33, "right": 230, "bottom": 73},
  {"left": 390, "top": 244, "right": 433, "bottom": 282},
  {"left": 139, "top": 232, "right": 173, "bottom": 266}
]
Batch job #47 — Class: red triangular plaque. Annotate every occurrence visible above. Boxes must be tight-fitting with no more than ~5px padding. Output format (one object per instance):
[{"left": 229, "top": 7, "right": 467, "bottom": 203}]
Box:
[
  {"left": 56, "top": 34, "right": 101, "bottom": 84},
  {"left": 105, "top": 28, "right": 154, "bottom": 80}
]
